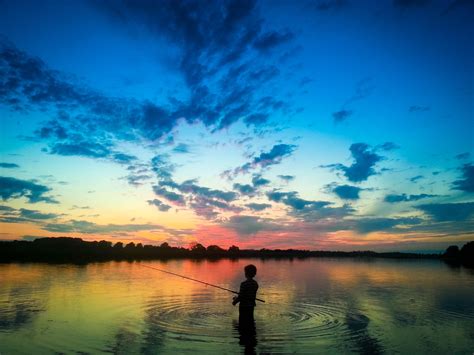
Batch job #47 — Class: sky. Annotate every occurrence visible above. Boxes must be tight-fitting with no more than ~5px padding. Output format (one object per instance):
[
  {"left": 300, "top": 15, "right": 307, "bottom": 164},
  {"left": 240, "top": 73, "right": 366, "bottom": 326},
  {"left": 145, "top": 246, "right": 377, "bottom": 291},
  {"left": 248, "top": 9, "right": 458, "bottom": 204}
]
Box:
[{"left": 0, "top": 0, "right": 472, "bottom": 252}]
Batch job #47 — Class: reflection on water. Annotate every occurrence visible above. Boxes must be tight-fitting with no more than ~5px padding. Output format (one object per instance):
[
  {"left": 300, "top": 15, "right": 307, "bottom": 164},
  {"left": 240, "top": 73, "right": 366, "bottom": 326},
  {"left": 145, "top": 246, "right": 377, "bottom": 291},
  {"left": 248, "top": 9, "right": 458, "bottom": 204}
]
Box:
[{"left": 1, "top": 259, "right": 473, "bottom": 354}]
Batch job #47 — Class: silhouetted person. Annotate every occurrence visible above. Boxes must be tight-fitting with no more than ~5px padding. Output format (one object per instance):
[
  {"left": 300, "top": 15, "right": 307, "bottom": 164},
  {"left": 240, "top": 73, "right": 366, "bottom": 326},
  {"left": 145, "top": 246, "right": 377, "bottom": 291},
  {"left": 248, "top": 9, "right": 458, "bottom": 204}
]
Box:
[
  {"left": 232, "top": 264, "right": 259, "bottom": 320},
  {"left": 232, "top": 264, "right": 258, "bottom": 353}
]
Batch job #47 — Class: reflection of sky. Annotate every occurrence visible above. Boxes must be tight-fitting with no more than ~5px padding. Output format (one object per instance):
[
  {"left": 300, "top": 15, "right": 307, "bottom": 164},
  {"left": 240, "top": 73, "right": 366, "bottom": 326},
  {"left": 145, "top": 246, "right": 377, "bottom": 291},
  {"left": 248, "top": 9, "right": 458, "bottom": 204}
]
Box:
[
  {"left": 0, "top": 0, "right": 473, "bottom": 251},
  {"left": 1, "top": 259, "right": 473, "bottom": 353}
]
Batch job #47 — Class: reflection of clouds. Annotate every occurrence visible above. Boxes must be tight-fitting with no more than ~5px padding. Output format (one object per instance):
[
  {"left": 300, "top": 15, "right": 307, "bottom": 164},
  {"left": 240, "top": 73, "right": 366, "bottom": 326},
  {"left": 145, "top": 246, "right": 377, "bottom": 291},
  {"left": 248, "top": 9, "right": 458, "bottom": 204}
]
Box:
[
  {"left": 0, "top": 287, "right": 45, "bottom": 331},
  {"left": 0, "top": 264, "right": 49, "bottom": 332}
]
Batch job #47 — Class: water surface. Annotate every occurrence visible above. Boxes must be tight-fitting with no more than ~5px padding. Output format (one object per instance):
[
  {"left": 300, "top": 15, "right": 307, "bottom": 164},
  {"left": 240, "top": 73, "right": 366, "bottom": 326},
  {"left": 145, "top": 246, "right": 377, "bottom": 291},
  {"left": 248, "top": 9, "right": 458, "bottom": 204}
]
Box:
[{"left": 1, "top": 258, "right": 473, "bottom": 354}]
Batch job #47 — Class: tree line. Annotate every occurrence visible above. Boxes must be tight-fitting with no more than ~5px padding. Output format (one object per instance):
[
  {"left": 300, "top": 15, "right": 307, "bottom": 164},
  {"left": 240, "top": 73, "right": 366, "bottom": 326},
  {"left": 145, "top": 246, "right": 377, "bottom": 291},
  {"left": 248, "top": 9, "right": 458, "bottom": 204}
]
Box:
[{"left": 0, "top": 237, "right": 472, "bottom": 267}]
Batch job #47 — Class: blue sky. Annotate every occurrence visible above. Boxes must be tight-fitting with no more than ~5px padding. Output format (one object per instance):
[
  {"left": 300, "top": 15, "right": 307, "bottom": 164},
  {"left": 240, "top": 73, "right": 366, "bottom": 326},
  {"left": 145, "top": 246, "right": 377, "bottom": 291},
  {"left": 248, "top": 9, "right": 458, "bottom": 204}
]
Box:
[{"left": 0, "top": 0, "right": 472, "bottom": 252}]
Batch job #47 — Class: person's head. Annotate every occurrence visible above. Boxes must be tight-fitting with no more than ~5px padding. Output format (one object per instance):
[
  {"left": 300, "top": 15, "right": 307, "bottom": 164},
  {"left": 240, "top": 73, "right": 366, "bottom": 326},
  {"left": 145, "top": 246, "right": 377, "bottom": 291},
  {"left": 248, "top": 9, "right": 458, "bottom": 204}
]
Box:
[{"left": 244, "top": 264, "right": 257, "bottom": 279}]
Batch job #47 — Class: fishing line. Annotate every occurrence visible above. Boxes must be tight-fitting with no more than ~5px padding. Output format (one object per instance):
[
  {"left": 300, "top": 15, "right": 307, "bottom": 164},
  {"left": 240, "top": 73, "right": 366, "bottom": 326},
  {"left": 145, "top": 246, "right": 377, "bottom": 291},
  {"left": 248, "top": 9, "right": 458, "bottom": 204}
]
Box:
[{"left": 138, "top": 263, "right": 265, "bottom": 303}]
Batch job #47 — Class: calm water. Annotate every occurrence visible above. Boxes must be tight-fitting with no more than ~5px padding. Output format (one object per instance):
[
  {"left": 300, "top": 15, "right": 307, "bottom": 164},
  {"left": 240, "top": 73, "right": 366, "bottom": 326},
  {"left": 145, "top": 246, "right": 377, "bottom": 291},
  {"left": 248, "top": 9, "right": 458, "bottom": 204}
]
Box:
[{"left": 1, "top": 258, "right": 473, "bottom": 354}]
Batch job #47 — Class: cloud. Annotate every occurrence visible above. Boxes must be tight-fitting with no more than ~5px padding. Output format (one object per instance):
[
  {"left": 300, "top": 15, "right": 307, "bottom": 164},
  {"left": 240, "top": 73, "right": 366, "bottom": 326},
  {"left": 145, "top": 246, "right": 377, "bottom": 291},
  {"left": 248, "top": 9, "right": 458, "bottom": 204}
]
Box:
[
  {"left": 233, "top": 183, "right": 256, "bottom": 196},
  {"left": 323, "top": 143, "right": 384, "bottom": 183},
  {"left": 333, "top": 185, "right": 362, "bottom": 200},
  {"left": 455, "top": 152, "right": 470, "bottom": 160},
  {"left": 125, "top": 174, "right": 152, "bottom": 186},
  {"left": 150, "top": 155, "right": 175, "bottom": 182},
  {"left": 376, "top": 142, "right": 399, "bottom": 151},
  {"left": 409, "top": 175, "right": 424, "bottom": 183},
  {"left": 152, "top": 186, "right": 186, "bottom": 206},
  {"left": 252, "top": 174, "right": 271, "bottom": 186},
  {"left": 42, "top": 220, "right": 165, "bottom": 234},
  {"left": 416, "top": 202, "right": 474, "bottom": 222},
  {"left": 172, "top": 143, "right": 191, "bottom": 154},
  {"left": 48, "top": 141, "right": 111, "bottom": 159},
  {"left": 253, "top": 30, "right": 294, "bottom": 52},
  {"left": 267, "top": 190, "right": 330, "bottom": 210},
  {"left": 332, "top": 109, "right": 353, "bottom": 123},
  {"left": 0, "top": 163, "right": 19, "bottom": 168},
  {"left": 222, "top": 215, "right": 279, "bottom": 236},
  {"left": 246, "top": 203, "right": 272, "bottom": 211},
  {"left": 0, "top": 176, "right": 58, "bottom": 204},
  {"left": 230, "top": 143, "right": 296, "bottom": 176},
  {"left": 351, "top": 217, "right": 422, "bottom": 234},
  {"left": 156, "top": 178, "right": 241, "bottom": 219},
  {"left": 147, "top": 199, "right": 172, "bottom": 212},
  {"left": 278, "top": 175, "right": 295, "bottom": 182},
  {"left": 384, "top": 193, "right": 437, "bottom": 203},
  {"left": 265, "top": 189, "right": 352, "bottom": 219},
  {"left": 0, "top": 206, "right": 60, "bottom": 224},
  {"left": 94, "top": 0, "right": 294, "bottom": 131},
  {"left": 452, "top": 163, "right": 474, "bottom": 193}
]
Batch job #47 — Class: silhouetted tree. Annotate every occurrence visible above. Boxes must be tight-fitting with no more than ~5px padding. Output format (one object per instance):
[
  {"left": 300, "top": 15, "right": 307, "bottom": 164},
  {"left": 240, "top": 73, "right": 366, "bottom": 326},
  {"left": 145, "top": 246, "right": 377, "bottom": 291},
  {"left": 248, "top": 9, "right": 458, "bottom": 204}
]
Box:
[
  {"left": 191, "top": 243, "right": 206, "bottom": 253},
  {"left": 229, "top": 245, "right": 240, "bottom": 253},
  {"left": 207, "top": 245, "right": 224, "bottom": 253},
  {"left": 443, "top": 245, "right": 460, "bottom": 258}
]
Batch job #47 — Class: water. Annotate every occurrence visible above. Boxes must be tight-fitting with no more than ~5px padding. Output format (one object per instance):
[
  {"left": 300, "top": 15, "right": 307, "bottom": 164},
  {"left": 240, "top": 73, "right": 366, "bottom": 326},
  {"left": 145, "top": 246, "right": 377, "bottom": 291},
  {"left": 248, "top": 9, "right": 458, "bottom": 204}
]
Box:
[{"left": 1, "top": 258, "right": 473, "bottom": 354}]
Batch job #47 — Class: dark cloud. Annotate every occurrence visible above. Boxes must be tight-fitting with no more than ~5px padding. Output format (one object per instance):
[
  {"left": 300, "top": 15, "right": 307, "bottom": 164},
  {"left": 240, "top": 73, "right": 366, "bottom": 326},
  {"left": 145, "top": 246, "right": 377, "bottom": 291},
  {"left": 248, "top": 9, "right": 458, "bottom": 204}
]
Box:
[
  {"left": 95, "top": 0, "right": 294, "bottom": 131},
  {"left": 452, "top": 163, "right": 474, "bottom": 193},
  {"left": 48, "top": 141, "right": 110, "bottom": 159},
  {"left": 1, "top": 17, "right": 294, "bottom": 171},
  {"left": 156, "top": 178, "right": 240, "bottom": 219},
  {"left": 267, "top": 190, "right": 330, "bottom": 210},
  {"left": 278, "top": 175, "right": 295, "bottom": 182},
  {"left": 47, "top": 139, "right": 137, "bottom": 165},
  {"left": 0, "top": 206, "right": 60, "bottom": 224},
  {"left": 455, "top": 152, "right": 470, "bottom": 160},
  {"left": 409, "top": 175, "right": 424, "bottom": 183},
  {"left": 352, "top": 217, "right": 422, "bottom": 234},
  {"left": 0, "top": 162, "right": 19, "bottom": 168},
  {"left": 376, "top": 142, "right": 399, "bottom": 151},
  {"left": 0, "top": 176, "right": 58, "bottom": 204},
  {"left": 223, "top": 215, "right": 279, "bottom": 236},
  {"left": 172, "top": 143, "right": 191, "bottom": 154},
  {"left": 323, "top": 143, "right": 384, "bottom": 183},
  {"left": 168, "top": 180, "right": 238, "bottom": 202},
  {"left": 18, "top": 208, "right": 59, "bottom": 220},
  {"left": 332, "top": 109, "right": 353, "bottom": 123},
  {"left": 253, "top": 30, "right": 294, "bottom": 52},
  {"left": 229, "top": 143, "right": 296, "bottom": 176},
  {"left": 152, "top": 186, "right": 186, "bottom": 206},
  {"left": 150, "top": 155, "right": 175, "bottom": 182},
  {"left": 246, "top": 202, "right": 272, "bottom": 211},
  {"left": 233, "top": 183, "right": 256, "bottom": 196},
  {"left": 416, "top": 202, "right": 474, "bottom": 222},
  {"left": 125, "top": 174, "right": 152, "bottom": 186},
  {"left": 147, "top": 199, "right": 172, "bottom": 212},
  {"left": 42, "top": 220, "right": 165, "bottom": 233},
  {"left": 333, "top": 185, "right": 362, "bottom": 200},
  {"left": 252, "top": 174, "right": 271, "bottom": 186},
  {"left": 384, "top": 193, "right": 437, "bottom": 203}
]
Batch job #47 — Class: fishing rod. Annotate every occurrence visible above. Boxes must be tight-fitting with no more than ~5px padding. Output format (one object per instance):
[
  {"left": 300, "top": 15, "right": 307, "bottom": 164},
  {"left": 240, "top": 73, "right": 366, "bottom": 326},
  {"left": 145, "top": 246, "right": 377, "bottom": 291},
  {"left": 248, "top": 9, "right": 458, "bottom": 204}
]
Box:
[{"left": 138, "top": 263, "right": 265, "bottom": 303}]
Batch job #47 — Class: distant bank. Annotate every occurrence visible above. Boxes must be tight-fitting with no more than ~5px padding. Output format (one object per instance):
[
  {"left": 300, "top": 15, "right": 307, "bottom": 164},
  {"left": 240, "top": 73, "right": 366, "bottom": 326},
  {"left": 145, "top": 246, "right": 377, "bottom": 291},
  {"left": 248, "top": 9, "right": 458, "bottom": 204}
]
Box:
[{"left": 0, "top": 237, "right": 472, "bottom": 267}]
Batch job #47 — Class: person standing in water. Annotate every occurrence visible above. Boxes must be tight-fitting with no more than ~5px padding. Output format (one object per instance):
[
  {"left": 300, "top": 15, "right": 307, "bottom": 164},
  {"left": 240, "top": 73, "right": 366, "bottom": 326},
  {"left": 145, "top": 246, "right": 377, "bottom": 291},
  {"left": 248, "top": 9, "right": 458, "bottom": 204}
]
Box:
[{"left": 232, "top": 264, "right": 259, "bottom": 321}]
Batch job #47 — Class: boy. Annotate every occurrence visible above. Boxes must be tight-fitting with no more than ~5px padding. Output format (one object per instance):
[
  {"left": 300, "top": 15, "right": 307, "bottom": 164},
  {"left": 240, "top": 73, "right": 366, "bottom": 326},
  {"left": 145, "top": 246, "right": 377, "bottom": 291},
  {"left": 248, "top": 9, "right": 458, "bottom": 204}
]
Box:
[{"left": 232, "top": 264, "right": 259, "bottom": 321}]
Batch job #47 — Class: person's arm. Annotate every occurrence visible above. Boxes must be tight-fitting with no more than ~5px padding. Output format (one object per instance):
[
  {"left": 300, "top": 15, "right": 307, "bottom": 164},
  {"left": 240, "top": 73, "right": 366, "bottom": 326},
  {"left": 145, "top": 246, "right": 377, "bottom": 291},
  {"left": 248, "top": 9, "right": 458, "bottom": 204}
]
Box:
[
  {"left": 232, "top": 294, "right": 240, "bottom": 305},
  {"left": 232, "top": 283, "right": 243, "bottom": 305}
]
